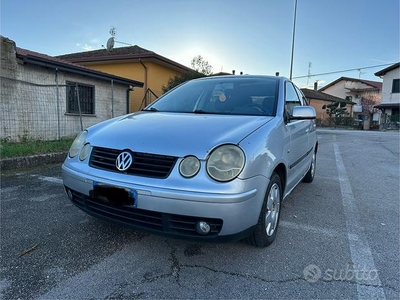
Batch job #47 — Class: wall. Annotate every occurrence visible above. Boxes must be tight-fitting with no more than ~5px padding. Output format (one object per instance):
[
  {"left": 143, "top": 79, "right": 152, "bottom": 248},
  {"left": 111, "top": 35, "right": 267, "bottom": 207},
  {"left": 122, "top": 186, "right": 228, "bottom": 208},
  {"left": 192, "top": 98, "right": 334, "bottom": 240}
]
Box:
[
  {"left": 309, "top": 99, "right": 331, "bottom": 121},
  {"left": 76, "top": 60, "right": 181, "bottom": 112},
  {"left": 83, "top": 62, "right": 145, "bottom": 111},
  {"left": 380, "top": 67, "right": 400, "bottom": 104},
  {"left": 309, "top": 99, "right": 353, "bottom": 125},
  {"left": 146, "top": 61, "right": 180, "bottom": 96},
  {"left": 0, "top": 39, "right": 129, "bottom": 142}
]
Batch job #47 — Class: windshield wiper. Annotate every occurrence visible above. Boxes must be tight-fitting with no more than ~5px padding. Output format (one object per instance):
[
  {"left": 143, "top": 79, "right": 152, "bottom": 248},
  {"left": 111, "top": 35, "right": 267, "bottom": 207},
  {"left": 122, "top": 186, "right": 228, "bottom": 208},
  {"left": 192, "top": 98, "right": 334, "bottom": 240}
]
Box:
[
  {"left": 193, "top": 110, "right": 219, "bottom": 114},
  {"left": 142, "top": 107, "right": 158, "bottom": 112}
]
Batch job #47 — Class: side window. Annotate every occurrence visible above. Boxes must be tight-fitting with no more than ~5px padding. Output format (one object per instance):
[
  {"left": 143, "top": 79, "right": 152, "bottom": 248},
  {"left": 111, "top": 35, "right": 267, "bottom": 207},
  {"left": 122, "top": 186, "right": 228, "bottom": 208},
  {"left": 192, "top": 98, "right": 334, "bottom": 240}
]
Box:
[{"left": 285, "top": 82, "right": 301, "bottom": 116}]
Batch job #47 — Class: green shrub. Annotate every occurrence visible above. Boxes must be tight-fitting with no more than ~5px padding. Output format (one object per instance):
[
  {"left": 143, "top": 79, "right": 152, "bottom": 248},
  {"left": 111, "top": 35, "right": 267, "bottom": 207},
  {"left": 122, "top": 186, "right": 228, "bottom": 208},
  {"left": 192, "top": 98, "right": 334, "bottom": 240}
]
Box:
[{"left": 0, "top": 138, "right": 73, "bottom": 159}]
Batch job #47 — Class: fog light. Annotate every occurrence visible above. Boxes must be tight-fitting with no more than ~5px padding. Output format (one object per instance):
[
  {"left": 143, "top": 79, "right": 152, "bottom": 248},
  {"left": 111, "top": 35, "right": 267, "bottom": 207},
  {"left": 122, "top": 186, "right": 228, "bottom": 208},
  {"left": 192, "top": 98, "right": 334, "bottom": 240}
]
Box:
[{"left": 196, "top": 221, "right": 211, "bottom": 235}]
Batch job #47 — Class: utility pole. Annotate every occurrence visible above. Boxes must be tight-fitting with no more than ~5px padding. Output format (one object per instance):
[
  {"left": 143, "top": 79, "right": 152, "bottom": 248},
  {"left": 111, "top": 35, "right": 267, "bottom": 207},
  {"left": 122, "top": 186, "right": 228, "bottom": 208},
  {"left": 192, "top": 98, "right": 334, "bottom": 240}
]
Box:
[{"left": 289, "top": 0, "right": 298, "bottom": 80}]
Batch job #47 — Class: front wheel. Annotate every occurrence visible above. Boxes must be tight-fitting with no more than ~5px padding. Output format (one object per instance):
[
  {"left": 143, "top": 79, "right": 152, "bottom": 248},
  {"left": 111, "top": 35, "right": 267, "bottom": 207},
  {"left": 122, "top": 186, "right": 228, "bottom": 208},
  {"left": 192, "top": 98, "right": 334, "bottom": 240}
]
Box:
[
  {"left": 247, "top": 172, "right": 282, "bottom": 247},
  {"left": 303, "top": 151, "right": 316, "bottom": 183}
]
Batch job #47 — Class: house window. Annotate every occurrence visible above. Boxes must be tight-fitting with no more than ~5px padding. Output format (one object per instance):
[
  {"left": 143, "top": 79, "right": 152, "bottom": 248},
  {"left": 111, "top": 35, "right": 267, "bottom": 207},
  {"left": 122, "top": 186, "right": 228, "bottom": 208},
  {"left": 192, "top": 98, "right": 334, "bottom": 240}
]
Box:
[
  {"left": 392, "top": 79, "right": 400, "bottom": 93},
  {"left": 345, "top": 96, "right": 352, "bottom": 101},
  {"left": 66, "top": 81, "right": 95, "bottom": 114}
]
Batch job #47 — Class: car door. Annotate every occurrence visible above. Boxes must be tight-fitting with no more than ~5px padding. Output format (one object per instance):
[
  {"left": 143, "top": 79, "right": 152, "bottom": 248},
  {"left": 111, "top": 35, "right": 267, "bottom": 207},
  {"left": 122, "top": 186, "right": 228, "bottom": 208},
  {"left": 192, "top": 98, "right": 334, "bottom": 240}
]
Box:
[
  {"left": 285, "top": 81, "right": 310, "bottom": 192},
  {"left": 294, "top": 85, "right": 316, "bottom": 151}
]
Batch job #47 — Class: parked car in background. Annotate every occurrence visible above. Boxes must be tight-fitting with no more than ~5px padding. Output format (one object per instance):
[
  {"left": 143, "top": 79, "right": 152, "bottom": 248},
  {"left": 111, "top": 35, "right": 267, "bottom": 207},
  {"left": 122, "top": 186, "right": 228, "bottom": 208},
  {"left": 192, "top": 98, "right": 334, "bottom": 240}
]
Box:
[{"left": 62, "top": 75, "right": 318, "bottom": 247}]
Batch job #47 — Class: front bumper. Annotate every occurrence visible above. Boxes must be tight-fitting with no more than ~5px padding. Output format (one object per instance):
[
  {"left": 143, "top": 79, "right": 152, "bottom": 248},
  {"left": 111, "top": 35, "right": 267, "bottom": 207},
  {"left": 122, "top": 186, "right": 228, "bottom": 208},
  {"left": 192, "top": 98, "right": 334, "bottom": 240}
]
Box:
[{"left": 62, "top": 164, "right": 268, "bottom": 242}]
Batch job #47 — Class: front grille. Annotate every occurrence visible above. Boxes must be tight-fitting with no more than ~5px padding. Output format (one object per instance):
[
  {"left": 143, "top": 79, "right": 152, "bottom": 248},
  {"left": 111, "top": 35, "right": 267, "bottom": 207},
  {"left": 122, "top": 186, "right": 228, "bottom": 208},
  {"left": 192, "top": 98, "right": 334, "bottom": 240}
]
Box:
[
  {"left": 69, "top": 189, "right": 223, "bottom": 238},
  {"left": 89, "top": 147, "right": 178, "bottom": 179}
]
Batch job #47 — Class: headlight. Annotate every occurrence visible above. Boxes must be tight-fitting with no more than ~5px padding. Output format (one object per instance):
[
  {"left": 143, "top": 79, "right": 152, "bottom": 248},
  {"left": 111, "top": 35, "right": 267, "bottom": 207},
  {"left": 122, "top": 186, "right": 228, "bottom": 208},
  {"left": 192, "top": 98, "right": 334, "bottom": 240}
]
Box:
[
  {"left": 79, "top": 143, "right": 91, "bottom": 161},
  {"left": 179, "top": 156, "right": 200, "bottom": 178},
  {"left": 68, "top": 130, "right": 88, "bottom": 158},
  {"left": 206, "top": 144, "right": 245, "bottom": 182}
]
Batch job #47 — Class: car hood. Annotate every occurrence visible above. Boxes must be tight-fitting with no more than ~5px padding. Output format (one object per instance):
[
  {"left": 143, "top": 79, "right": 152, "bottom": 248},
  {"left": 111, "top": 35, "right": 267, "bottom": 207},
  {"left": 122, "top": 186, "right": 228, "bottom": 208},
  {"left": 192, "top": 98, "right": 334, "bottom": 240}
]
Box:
[{"left": 88, "top": 112, "right": 273, "bottom": 158}]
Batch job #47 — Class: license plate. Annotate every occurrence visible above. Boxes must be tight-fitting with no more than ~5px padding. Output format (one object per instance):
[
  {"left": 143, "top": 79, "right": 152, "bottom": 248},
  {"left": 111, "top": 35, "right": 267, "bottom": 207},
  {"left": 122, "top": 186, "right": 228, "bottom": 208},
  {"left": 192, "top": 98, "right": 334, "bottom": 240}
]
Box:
[{"left": 90, "top": 182, "right": 138, "bottom": 207}]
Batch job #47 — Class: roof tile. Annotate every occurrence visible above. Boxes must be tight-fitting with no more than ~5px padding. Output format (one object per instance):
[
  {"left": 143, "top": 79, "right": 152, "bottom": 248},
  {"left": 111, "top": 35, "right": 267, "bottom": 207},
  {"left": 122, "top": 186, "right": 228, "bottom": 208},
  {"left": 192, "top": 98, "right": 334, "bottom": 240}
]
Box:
[
  {"left": 301, "top": 88, "right": 354, "bottom": 104},
  {"left": 56, "top": 45, "right": 192, "bottom": 73},
  {"left": 319, "top": 76, "right": 382, "bottom": 91},
  {"left": 56, "top": 45, "right": 154, "bottom": 60},
  {"left": 15, "top": 46, "right": 143, "bottom": 87}
]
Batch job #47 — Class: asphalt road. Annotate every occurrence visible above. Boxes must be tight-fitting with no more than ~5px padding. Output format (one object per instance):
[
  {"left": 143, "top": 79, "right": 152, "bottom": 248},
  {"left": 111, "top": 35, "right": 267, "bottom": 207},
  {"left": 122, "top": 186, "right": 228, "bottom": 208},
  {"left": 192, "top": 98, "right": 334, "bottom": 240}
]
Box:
[{"left": 1, "top": 129, "right": 399, "bottom": 299}]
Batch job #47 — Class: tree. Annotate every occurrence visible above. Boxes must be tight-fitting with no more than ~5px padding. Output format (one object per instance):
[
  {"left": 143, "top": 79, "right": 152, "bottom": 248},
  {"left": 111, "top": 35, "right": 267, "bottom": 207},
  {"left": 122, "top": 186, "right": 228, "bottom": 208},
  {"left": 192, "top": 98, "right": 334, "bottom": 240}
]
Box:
[
  {"left": 322, "top": 101, "right": 349, "bottom": 118},
  {"left": 162, "top": 55, "right": 213, "bottom": 93},
  {"left": 322, "top": 101, "right": 349, "bottom": 127},
  {"left": 361, "top": 94, "right": 381, "bottom": 130},
  {"left": 161, "top": 70, "right": 204, "bottom": 93},
  {"left": 190, "top": 55, "right": 213, "bottom": 76},
  {"left": 361, "top": 95, "right": 380, "bottom": 115}
]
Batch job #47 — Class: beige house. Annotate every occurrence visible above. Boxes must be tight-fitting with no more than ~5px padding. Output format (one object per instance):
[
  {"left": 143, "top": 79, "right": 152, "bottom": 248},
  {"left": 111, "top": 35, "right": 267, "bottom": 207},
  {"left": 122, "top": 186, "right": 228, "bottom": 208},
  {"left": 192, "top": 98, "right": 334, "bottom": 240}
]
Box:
[
  {"left": 319, "top": 77, "right": 382, "bottom": 129},
  {"left": 319, "top": 77, "right": 382, "bottom": 117}
]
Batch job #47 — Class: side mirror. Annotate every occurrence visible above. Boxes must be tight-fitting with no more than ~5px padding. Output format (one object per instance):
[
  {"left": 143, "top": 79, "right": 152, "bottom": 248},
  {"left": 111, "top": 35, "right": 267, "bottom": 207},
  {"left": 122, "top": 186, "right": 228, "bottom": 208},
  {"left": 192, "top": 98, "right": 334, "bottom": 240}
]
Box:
[{"left": 290, "top": 106, "right": 316, "bottom": 120}]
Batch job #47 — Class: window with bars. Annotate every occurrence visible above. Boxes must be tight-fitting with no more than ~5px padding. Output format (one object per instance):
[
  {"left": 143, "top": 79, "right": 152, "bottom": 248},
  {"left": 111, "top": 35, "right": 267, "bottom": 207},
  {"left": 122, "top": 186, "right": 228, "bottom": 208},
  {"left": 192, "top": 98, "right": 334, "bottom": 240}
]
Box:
[{"left": 66, "top": 81, "right": 95, "bottom": 114}]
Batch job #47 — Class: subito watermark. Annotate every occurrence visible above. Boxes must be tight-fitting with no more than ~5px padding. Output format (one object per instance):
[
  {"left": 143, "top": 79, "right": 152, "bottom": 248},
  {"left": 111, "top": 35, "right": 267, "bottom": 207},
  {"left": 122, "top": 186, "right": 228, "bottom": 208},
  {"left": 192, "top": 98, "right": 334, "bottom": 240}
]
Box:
[{"left": 303, "top": 264, "right": 379, "bottom": 283}]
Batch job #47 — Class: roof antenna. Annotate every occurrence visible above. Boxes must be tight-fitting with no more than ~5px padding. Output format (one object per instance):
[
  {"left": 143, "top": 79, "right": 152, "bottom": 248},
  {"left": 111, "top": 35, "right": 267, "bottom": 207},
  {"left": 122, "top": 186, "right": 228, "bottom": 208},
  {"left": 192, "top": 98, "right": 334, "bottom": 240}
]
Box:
[
  {"left": 357, "top": 68, "right": 366, "bottom": 79},
  {"left": 104, "top": 27, "right": 132, "bottom": 51},
  {"left": 306, "top": 62, "right": 312, "bottom": 87}
]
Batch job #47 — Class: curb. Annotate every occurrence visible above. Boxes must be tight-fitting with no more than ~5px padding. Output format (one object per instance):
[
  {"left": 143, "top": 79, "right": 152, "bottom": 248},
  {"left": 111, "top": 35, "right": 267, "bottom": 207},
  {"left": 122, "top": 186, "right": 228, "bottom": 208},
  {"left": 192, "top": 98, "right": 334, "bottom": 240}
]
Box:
[{"left": 0, "top": 152, "right": 67, "bottom": 171}]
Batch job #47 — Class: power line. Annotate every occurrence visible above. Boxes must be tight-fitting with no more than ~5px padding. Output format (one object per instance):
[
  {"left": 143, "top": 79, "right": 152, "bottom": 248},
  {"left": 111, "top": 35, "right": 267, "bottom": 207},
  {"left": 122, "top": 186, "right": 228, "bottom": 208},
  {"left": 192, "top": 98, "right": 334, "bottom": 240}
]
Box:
[{"left": 292, "top": 63, "right": 396, "bottom": 79}]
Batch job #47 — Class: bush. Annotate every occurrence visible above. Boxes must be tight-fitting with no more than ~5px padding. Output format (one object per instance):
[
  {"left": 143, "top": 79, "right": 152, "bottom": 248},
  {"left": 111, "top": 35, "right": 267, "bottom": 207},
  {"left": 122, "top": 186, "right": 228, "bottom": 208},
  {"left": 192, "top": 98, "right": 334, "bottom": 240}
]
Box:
[
  {"left": 0, "top": 138, "right": 73, "bottom": 159},
  {"left": 389, "top": 114, "right": 400, "bottom": 122}
]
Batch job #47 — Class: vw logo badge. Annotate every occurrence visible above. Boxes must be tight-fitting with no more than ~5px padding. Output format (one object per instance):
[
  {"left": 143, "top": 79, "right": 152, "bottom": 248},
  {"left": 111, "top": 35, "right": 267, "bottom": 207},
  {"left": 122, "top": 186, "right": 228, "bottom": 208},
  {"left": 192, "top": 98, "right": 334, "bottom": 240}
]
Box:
[{"left": 116, "top": 151, "right": 133, "bottom": 171}]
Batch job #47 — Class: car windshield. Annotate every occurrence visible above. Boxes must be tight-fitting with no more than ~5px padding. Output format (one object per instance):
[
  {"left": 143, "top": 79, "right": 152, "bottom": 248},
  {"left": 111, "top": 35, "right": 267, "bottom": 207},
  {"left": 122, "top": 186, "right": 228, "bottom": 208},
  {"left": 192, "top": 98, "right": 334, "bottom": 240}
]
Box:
[{"left": 146, "top": 77, "right": 279, "bottom": 116}]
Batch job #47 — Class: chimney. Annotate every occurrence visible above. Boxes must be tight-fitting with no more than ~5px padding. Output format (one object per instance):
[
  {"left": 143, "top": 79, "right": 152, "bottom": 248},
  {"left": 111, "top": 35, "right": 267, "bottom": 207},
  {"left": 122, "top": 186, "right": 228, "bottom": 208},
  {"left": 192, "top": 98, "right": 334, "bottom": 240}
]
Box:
[
  {"left": 232, "top": 70, "right": 235, "bottom": 75},
  {"left": 275, "top": 72, "right": 280, "bottom": 76},
  {"left": 314, "top": 81, "right": 318, "bottom": 91}
]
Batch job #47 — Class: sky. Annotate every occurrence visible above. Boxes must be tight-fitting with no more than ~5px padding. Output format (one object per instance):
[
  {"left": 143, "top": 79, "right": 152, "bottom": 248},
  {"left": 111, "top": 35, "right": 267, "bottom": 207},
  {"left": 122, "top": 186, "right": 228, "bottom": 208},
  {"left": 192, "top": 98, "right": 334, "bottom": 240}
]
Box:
[{"left": 1, "top": 0, "right": 399, "bottom": 88}]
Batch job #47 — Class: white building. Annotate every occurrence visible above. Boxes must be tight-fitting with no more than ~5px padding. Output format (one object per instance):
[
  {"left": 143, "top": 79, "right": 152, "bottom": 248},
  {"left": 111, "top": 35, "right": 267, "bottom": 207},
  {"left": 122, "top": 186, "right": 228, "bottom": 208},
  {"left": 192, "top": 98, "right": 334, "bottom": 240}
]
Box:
[{"left": 374, "top": 62, "right": 400, "bottom": 129}]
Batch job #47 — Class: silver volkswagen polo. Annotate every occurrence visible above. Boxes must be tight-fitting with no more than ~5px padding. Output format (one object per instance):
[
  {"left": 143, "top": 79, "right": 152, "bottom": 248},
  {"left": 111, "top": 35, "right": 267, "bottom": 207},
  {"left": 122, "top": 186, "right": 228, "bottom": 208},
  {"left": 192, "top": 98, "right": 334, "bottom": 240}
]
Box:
[{"left": 62, "top": 75, "right": 318, "bottom": 247}]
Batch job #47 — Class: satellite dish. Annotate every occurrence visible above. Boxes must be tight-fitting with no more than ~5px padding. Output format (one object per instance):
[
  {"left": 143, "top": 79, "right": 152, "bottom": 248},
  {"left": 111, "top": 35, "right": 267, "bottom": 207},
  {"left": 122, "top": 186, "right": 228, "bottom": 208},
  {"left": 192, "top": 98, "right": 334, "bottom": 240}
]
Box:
[{"left": 106, "top": 37, "right": 114, "bottom": 51}]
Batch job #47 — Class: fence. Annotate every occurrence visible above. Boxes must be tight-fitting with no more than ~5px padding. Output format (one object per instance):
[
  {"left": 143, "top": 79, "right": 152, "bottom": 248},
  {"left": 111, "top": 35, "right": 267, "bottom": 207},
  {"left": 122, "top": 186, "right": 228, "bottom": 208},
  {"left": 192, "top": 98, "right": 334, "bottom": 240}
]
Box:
[
  {"left": 1, "top": 72, "right": 128, "bottom": 142},
  {"left": 316, "top": 115, "right": 399, "bottom": 131},
  {"left": 316, "top": 117, "right": 364, "bottom": 130},
  {"left": 380, "top": 114, "right": 400, "bottom": 130},
  {"left": 134, "top": 88, "right": 160, "bottom": 111}
]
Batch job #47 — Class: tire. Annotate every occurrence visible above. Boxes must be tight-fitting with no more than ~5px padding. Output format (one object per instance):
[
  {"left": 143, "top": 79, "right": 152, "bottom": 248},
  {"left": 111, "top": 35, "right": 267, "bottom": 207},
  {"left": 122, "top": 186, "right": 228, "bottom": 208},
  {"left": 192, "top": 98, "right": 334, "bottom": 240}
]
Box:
[
  {"left": 303, "top": 151, "right": 316, "bottom": 183},
  {"left": 247, "top": 172, "right": 282, "bottom": 247}
]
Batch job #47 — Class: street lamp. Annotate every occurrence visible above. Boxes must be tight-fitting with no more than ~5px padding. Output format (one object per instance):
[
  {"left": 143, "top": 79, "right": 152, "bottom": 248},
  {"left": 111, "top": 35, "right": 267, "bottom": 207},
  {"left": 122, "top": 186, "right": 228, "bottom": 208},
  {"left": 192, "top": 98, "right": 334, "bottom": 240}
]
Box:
[{"left": 289, "top": 0, "right": 298, "bottom": 80}]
